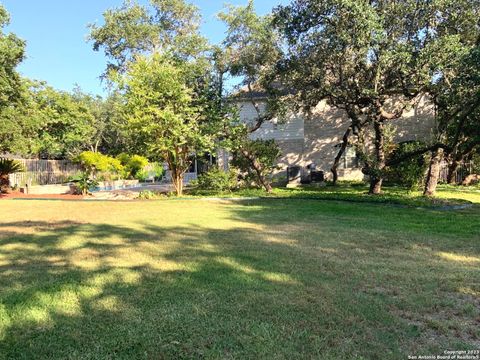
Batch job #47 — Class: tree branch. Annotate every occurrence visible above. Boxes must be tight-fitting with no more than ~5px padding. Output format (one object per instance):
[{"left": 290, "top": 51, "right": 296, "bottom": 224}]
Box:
[{"left": 386, "top": 143, "right": 451, "bottom": 167}]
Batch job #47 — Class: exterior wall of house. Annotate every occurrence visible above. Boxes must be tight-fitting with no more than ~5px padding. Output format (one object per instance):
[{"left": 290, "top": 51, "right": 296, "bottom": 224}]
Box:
[
  {"left": 234, "top": 96, "right": 435, "bottom": 182},
  {"left": 237, "top": 101, "right": 305, "bottom": 141},
  {"left": 236, "top": 101, "right": 305, "bottom": 178}
]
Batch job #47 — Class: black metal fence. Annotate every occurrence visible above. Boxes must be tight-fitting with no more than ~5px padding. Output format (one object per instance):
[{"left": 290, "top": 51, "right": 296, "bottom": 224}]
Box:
[{"left": 439, "top": 161, "right": 474, "bottom": 184}]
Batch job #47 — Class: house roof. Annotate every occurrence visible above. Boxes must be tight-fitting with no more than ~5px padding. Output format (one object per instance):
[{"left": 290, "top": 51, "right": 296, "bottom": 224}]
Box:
[{"left": 230, "top": 82, "right": 293, "bottom": 101}]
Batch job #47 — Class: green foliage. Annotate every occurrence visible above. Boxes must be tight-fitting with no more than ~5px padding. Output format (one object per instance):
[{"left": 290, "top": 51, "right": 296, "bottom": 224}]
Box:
[
  {"left": 33, "top": 84, "right": 97, "bottom": 158},
  {"left": 70, "top": 88, "right": 128, "bottom": 156},
  {"left": 217, "top": 3, "right": 285, "bottom": 193},
  {"left": 0, "top": 158, "right": 23, "bottom": 193},
  {"left": 134, "top": 169, "right": 149, "bottom": 182},
  {"left": 275, "top": 0, "right": 479, "bottom": 110},
  {"left": 218, "top": 0, "right": 284, "bottom": 126},
  {"left": 0, "top": 158, "right": 23, "bottom": 175},
  {"left": 0, "top": 5, "right": 25, "bottom": 110},
  {"left": 471, "top": 153, "right": 480, "bottom": 174},
  {"left": 0, "top": 81, "right": 97, "bottom": 158},
  {"left": 137, "top": 190, "right": 165, "bottom": 200},
  {"left": 273, "top": 0, "right": 480, "bottom": 193},
  {"left": 118, "top": 53, "right": 216, "bottom": 195},
  {"left": 88, "top": 0, "right": 208, "bottom": 76},
  {"left": 218, "top": 0, "right": 280, "bottom": 90},
  {"left": 71, "top": 172, "right": 99, "bottom": 195},
  {"left": 0, "top": 5, "right": 27, "bottom": 157},
  {"left": 89, "top": 0, "right": 223, "bottom": 196},
  {"left": 193, "top": 167, "right": 238, "bottom": 192},
  {"left": 385, "top": 142, "right": 429, "bottom": 190},
  {"left": 152, "top": 162, "right": 166, "bottom": 180},
  {"left": 117, "top": 153, "right": 149, "bottom": 179},
  {"left": 135, "top": 162, "right": 165, "bottom": 182},
  {"left": 231, "top": 139, "right": 281, "bottom": 188},
  {"left": 436, "top": 45, "right": 480, "bottom": 161},
  {"left": 75, "top": 151, "right": 124, "bottom": 180},
  {"left": 126, "top": 155, "right": 148, "bottom": 177}
]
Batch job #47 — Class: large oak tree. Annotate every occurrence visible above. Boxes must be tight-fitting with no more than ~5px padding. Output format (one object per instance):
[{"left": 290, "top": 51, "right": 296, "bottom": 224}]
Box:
[{"left": 274, "top": 0, "right": 480, "bottom": 194}]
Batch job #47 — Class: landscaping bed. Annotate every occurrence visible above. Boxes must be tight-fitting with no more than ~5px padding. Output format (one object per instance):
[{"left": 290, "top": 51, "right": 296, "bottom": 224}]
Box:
[{"left": 0, "top": 191, "right": 84, "bottom": 200}]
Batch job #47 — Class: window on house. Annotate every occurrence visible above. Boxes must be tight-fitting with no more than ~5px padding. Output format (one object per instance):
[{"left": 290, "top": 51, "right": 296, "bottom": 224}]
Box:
[
  {"left": 271, "top": 118, "right": 279, "bottom": 130},
  {"left": 342, "top": 146, "right": 359, "bottom": 169}
]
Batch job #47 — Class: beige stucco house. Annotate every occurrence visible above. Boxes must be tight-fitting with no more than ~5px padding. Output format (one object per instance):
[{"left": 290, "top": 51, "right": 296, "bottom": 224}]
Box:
[{"left": 218, "top": 94, "right": 436, "bottom": 182}]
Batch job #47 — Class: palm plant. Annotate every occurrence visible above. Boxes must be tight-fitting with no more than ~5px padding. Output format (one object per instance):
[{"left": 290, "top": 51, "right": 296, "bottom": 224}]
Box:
[
  {"left": 0, "top": 158, "right": 23, "bottom": 193},
  {"left": 71, "top": 172, "right": 99, "bottom": 195}
]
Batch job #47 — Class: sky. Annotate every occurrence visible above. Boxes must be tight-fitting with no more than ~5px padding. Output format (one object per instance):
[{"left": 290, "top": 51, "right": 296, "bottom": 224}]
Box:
[{"left": 1, "top": 0, "right": 288, "bottom": 97}]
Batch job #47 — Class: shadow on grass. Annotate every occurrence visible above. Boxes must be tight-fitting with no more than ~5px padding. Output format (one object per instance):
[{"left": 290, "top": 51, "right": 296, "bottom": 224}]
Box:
[{"left": 0, "top": 199, "right": 479, "bottom": 359}]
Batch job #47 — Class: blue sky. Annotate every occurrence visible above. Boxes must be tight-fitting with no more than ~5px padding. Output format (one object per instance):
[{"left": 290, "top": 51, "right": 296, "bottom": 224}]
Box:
[{"left": 1, "top": 0, "right": 287, "bottom": 96}]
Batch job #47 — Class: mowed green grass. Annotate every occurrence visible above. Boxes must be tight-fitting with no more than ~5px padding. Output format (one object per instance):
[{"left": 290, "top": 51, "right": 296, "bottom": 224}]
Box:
[{"left": 0, "top": 198, "right": 479, "bottom": 359}]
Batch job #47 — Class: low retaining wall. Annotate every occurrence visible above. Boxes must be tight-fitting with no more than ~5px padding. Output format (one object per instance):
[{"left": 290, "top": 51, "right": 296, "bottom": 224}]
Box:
[
  {"left": 21, "top": 184, "right": 74, "bottom": 195},
  {"left": 20, "top": 180, "right": 141, "bottom": 195}
]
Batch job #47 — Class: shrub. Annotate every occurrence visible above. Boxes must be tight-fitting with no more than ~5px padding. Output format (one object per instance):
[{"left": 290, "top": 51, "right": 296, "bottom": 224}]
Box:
[
  {"left": 70, "top": 172, "right": 99, "bottom": 195},
  {"left": 117, "top": 153, "right": 149, "bottom": 179},
  {"left": 75, "top": 151, "right": 124, "bottom": 180},
  {"left": 138, "top": 190, "right": 164, "bottom": 199},
  {"left": 135, "top": 162, "right": 165, "bottom": 182},
  {"left": 0, "top": 158, "right": 24, "bottom": 193},
  {"left": 193, "top": 167, "right": 238, "bottom": 192},
  {"left": 152, "top": 162, "right": 165, "bottom": 181},
  {"left": 385, "top": 141, "right": 428, "bottom": 190},
  {"left": 231, "top": 139, "right": 281, "bottom": 189},
  {"left": 135, "top": 169, "right": 149, "bottom": 182}
]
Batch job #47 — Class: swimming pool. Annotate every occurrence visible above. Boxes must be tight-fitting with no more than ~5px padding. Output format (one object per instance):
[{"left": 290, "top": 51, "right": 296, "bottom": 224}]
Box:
[{"left": 90, "top": 180, "right": 142, "bottom": 192}]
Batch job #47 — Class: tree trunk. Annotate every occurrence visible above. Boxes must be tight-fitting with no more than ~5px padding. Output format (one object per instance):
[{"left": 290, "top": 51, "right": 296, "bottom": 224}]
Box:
[
  {"left": 252, "top": 160, "right": 272, "bottom": 193},
  {"left": 369, "top": 177, "right": 383, "bottom": 195},
  {"left": 259, "top": 175, "right": 273, "bottom": 193},
  {"left": 369, "top": 120, "right": 386, "bottom": 195},
  {"left": 166, "top": 149, "right": 186, "bottom": 197},
  {"left": 241, "top": 148, "right": 272, "bottom": 193},
  {"left": 331, "top": 127, "right": 351, "bottom": 186},
  {"left": 172, "top": 171, "right": 184, "bottom": 196},
  {"left": 423, "top": 148, "right": 444, "bottom": 197},
  {"left": 0, "top": 174, "right": 10, "bottom": 193}
]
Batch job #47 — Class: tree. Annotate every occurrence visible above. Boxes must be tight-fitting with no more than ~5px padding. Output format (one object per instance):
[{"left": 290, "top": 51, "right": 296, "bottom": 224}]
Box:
[
  {"left": 0, "top": 5, "right": 25, "bottom": 111},
  {"left": 0, "top": 5, "right": 25, "bottom": 154},
  {"left": 118, "top": 54, "right": 214, "bottom": 196},
  {"left": 89, "top": 0, "right": 208, "bottom": 77},
  {"left": 274, "top": 0, "right": 480, "bottom": 194},
  {"left": 424, "top": 44, "right": 480, "bottom": 195},
  {"left": 0, "top": 158, "right": 23, "bottom": 193},
  {"left": 230, "top": 138, "right": 280, "bottom": 192},
  {"left": 25, "top": 82, "right": 96, "bottom": 159},
  {"left": 89, "top": 0, "right": 222, "bottom": 195},
  {"left": 0, "top": 79, "right": 38, "bottom": 156},
  {"left": 0, "top": 80, "right": 97, "bottom": 158},
  {"left": 218, "top": 0, "right": 283, "bottom": 192},
  {"left": 71, "top": 87, "right": 128, "bottom": 155},
  {"left": 384, "top": 141, "right": 429, "bottom": 190}
]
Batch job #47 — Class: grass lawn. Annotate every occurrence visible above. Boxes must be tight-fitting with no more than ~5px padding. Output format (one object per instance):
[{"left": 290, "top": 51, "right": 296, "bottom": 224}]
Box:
[
  {"left": 0, "top": 196, "right": 479, "bottom": 359},
  {"left": 188, "top": 183, "right": 480, "bottom": 208}
]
